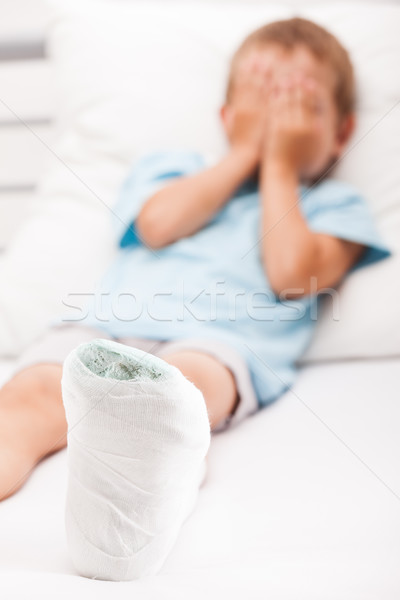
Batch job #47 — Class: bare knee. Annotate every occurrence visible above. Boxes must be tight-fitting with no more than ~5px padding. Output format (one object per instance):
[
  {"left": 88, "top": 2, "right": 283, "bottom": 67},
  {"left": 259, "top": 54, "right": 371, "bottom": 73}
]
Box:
[
  {"left": 162, "top": 350, "right": 237, "bottom": 430},
  {"left": 0, "top": 363, "right": 67, "bottom": 489},
  {"left": 2, "top": 363, "right": 63, "bottom": 402}
]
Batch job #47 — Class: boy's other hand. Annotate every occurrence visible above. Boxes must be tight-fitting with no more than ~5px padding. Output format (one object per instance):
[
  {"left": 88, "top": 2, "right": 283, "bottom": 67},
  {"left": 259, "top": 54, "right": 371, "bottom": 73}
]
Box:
[
  {"left": 264, "top": 73, "right": 327, "bottom": 177},
  {"left": 228, "top": 52, "right": 272, "bottom": 170}
]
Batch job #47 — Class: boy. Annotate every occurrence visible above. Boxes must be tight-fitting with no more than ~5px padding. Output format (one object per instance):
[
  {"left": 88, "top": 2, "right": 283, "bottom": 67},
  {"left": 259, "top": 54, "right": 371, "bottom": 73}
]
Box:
[{"left": 0, "top": 17, "right": 391, "bottom": 580}]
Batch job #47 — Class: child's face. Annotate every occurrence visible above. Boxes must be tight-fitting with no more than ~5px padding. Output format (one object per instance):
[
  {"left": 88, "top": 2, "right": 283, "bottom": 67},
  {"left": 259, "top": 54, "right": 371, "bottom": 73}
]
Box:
[{"left": 221, "top": 43, "right": 355, "bottom": 180}]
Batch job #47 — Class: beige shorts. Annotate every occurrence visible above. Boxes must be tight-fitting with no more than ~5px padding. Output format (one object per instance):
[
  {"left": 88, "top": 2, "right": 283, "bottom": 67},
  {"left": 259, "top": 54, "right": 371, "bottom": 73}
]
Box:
[{"left": 13, "top": 323, "right": 260, "bottom": 434}]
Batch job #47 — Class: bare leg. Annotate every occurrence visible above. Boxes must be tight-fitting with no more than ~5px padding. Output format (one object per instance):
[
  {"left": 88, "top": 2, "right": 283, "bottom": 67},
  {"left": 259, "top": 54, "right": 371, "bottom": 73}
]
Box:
[
  {"left": 0, "top": 350, "right": 237, "bottom": 501},
  {"left": 161, "top": 350, "right": 238, "bottom": 430},
  {"left": 0, "top": 364, "right": 67, "bottom": 500}
]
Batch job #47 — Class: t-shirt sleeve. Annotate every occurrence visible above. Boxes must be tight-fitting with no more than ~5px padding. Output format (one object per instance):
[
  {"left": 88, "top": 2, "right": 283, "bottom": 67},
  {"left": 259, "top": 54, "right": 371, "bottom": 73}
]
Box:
[
  {"left": 300, "top": 179, "right": 392, "bottom": 272},
  {"left": 111, "top": 150, "right": 206, "bottom": 248}
]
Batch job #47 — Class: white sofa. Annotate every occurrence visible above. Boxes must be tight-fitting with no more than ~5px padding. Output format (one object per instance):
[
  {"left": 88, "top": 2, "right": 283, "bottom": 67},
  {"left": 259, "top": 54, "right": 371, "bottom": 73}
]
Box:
[{"left": 0, "top": 1, "right": 399, "bottom": 597}]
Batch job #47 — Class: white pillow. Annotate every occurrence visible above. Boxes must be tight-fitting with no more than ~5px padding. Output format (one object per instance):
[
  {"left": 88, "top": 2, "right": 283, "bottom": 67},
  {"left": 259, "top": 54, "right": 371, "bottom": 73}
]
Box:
[{"left": 0, "top": 0, "right": 398, "bottom": 360}]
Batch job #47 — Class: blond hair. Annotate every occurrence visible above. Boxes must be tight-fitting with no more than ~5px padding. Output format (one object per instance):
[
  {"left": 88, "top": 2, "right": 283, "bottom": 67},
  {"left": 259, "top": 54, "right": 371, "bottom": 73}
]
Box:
[{"left": 226, "top": 17, "right": 355, "bottom": 121}]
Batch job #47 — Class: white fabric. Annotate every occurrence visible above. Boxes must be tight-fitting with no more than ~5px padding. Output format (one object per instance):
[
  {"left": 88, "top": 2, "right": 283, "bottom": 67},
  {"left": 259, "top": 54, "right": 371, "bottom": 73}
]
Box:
[
  {"left": 0, "top": 0, "right": 399, "bottom": 361},
  {"left": 1, "top": 355, "right": 399, "bottom": 597},
  {"left": 61, "top": 338, "right": 210, "bottom": 581}
]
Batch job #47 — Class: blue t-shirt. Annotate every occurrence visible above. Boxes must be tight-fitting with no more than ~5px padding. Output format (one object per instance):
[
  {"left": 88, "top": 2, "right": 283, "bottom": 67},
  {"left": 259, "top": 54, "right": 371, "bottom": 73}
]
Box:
[{"left": 80, "top": 150, "right": 392, "bottom": 409}]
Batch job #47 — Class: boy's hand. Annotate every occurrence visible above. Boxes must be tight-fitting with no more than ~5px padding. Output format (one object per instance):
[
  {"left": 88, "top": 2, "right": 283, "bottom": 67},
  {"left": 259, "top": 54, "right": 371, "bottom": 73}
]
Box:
[
  {"left": 228, "top": 52, "right": 272, "bottom": 169},
  {"left": 263, "top": 73, "right": 326, "bottom": 176}
]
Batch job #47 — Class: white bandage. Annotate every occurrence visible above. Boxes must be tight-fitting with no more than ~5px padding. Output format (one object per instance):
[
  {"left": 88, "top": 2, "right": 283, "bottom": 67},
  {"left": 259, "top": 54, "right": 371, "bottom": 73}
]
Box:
[{"left": 61, "top": 338, "right": 211, "bottom": 581}]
